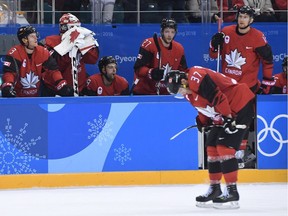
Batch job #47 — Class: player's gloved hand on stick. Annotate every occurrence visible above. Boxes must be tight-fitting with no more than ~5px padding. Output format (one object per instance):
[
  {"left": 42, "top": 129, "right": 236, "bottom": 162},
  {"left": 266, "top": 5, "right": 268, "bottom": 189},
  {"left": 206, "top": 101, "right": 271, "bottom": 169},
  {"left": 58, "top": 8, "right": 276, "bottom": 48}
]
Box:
[
  {"left": 196, "top": 116, "right": 212, "bottom": 133},
  {"left": 211, "top": 12, "right": 220, "bottom": 23},
  {"left": 223, "top": 117, "right": 238, "bottom": 134},
  {"left": 55, "top": 79, "right": 74, "bottom": 96},
  {"left": 149, "top": 68, "right": 164, "bottom": 81},
  {"left": 1, "top": 83, "right": 16, "bottom": 97},
  {"left": 257, "top": 77, "right": 275, "bottom": 94},
  {"left": 211, "top": 32, "right": 225, "bottom": 52},
  {"left": 212, "top": 114, "right": 224, "bottom": 126}
]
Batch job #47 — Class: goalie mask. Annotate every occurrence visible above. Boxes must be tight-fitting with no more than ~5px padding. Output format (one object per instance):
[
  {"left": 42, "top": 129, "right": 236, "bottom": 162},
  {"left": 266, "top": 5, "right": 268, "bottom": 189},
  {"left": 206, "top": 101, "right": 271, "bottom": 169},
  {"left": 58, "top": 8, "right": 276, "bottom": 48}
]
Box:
[
  {"left": 59, "top": 13, "right": 81, "bottom": 34},
  {"left": 17, "top": 25, "right": 39, "bottom": 45},
  {"left": 164, "top": 71, "right": 187, "bottom": 94}
]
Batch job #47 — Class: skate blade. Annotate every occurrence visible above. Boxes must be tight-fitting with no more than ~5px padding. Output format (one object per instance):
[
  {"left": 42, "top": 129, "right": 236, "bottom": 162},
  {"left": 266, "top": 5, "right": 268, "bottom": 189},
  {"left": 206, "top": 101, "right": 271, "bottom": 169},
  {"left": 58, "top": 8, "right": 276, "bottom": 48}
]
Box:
[
  {"left": 196, "top": 201, "right": 213, "bottom": 208},
  {"left": 213, "top": 201, "right": 240, "bottom": 209}
]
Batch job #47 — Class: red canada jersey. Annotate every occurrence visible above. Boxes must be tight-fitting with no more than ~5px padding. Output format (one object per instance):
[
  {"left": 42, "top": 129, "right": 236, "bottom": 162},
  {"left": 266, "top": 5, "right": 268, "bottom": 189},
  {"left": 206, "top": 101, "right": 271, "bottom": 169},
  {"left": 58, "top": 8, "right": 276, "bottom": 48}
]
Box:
[
  {"left": 209, "top": 25, "right": 273, "bottom": 90},
  {"left": 42, "top": 35, "right": 99, "bottom": 92},
  {"left": 86, "top": 74, "right": 129, "bottom": 96},
  {"left": 273, "top": 72, "right": 287, "bottom": 94},
  {"left": 133, "top": 36, "right": 188, "bottom": 95},
  {"left": 2, "top": 45, "right": 63, "bottom": 97},
  {"left": 185, "top": 66, "right": 255, "bottom": 124}
]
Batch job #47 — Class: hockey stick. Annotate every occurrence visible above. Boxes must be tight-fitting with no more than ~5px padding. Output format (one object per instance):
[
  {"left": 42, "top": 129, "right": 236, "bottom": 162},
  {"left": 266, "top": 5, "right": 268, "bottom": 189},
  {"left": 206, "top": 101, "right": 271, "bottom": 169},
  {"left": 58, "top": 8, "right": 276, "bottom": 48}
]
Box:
[
  {"left": 216, "top": 0, "right": 223, "bottom": 72},
  {"left": 129, "top": 77, "right": 139, "bottom": 95},
  {"left": 170, "top": 124, "right": 247, "bottom": 141},
  {"left": 6, "top": 55, "right": 20, "bottom": 96},
  {"left": 170, "top": 125, "right": 198, "bottom": 140},
  {"left": 12, "top": 56, "right": 19, "bottom": 86},
  {"left": 216, "top": 18, "right": 223, "bottom": 72},
  {"left": 153, "top": 33, "right": 162, "bottom": 95},
  {"left": 71, "top": 50, "right": 80, "bottom": 97},
  {"left": 153, "top": 33, "right": 161, "bottom": 69}
]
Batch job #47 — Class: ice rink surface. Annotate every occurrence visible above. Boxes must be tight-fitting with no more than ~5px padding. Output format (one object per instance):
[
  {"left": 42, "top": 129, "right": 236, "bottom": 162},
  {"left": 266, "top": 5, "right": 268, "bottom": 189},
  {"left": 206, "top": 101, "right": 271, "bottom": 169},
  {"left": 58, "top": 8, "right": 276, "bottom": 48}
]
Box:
[{"left": 0, "top": 183, "right": 286, "bottom": 216}]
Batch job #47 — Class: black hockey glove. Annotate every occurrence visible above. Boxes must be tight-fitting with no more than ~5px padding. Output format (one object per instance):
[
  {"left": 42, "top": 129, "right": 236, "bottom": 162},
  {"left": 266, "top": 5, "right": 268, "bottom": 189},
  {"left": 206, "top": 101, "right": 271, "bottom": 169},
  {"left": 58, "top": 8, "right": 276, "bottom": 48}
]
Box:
[
  {"left": 211, "top": 12, "right": 220, "bottom": 23},
  {"left": 1, "top": 84, "right": 16, "bottom": 97},
  {"left": 223, "top": 117, "right": 238, "bottom": 134},
  {"left": 196, "top": 116, "right": 212, "bottom": 133},
  {"left": 149, "top": 68, "right": 164, "bottom": 81},
  {"left": 211, "top": 32, "right": 225, "bottom": 52},
  {"left": 56, "top": 79, "right": 74, "bottom": 96},
  {"left": 257, "top": 77, "right": 275, "bottom": 95},
  {"left": 58, "top": 85, "right": 74, "bottom": 96}
]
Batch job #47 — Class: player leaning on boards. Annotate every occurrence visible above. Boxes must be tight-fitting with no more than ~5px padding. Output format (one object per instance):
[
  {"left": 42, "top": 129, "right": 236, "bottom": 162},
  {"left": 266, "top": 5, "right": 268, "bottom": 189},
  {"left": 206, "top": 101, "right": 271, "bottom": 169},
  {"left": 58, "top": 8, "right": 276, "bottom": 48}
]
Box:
[
  {"left": 84, "top": 56, "right": 129, "bottom": 96},
  {"left": 165, "top": 67, "right": 255, "bottom": 209},
  {"left": 40, "top": 13, "right": 99, "bottom": 96},
  {"left": 1, "top": 25, "right": 73, "bottom": 97},
  {"left": 132, "top": 18, "right": 188, "bottom": 95}
]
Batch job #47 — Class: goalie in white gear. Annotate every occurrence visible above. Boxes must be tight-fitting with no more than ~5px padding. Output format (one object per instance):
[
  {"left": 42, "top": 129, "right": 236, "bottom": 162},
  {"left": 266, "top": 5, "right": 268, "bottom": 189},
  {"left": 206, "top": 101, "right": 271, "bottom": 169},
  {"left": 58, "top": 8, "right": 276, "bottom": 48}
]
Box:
[{"left": 40, "top": 13, "right": 99, "bottom": 96}]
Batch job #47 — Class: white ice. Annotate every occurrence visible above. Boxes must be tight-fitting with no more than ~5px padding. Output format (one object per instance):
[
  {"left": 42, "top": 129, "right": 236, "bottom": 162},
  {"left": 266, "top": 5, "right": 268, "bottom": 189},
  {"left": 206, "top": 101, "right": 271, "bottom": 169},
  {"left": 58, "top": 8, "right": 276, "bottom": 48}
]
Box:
[{"left": 0, "top": 183, "right": 287, "bottom": 216}]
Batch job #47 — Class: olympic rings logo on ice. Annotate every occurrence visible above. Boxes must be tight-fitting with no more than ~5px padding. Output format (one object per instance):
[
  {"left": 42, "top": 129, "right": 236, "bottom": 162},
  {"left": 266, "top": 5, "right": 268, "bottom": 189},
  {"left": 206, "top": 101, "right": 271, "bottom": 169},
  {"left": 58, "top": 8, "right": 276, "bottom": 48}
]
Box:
[{"left": 257, "top": 114, "right": 288, "bottom": 157}]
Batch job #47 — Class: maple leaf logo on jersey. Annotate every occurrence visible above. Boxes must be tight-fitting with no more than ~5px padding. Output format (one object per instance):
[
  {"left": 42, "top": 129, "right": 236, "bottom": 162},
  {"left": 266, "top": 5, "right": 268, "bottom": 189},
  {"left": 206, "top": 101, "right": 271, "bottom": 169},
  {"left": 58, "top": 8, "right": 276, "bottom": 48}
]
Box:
[
  {"left": 195, "top": 105, "right": 218, "bottom": 118},
  {"left": 70, "top": 29, "right": 80, "bottom": 43},
  {"left": 225, "top": 49, "right": 246, "bottom": 69},
  {"left": 20, "top": 71, "right": 39, "bottom": 88}
]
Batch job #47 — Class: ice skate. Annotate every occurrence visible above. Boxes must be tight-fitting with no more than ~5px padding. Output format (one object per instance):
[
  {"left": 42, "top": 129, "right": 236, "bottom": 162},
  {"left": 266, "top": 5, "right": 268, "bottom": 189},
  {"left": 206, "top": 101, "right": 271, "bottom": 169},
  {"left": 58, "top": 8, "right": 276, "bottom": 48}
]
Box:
[
  {"left": 213, "top": 184, "right": 240, "bottom": 209},
  {"left": 195, "top": 184, "right": 222, "bottom": 208}
]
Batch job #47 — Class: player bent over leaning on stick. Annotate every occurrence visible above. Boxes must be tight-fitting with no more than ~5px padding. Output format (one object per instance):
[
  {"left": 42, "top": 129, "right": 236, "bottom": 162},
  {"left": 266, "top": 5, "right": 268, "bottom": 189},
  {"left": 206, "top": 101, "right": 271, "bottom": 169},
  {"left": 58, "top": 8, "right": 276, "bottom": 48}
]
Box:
[{"left": 165, "top": 67, "right": 255, "bottom": 209}]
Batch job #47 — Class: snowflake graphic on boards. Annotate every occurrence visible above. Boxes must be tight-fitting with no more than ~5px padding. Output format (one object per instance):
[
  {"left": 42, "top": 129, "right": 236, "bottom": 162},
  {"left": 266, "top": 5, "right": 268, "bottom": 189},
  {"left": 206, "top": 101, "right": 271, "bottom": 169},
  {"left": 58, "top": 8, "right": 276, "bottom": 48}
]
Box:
[
  {"left": 0, "top": 118, "right": 46, "bottom": 174},
  {"left": 114, "top": 144, "right": 131, "bottom": 165},
  {"left": 87, "top": 115, "right": 114, "bottom": 146}
]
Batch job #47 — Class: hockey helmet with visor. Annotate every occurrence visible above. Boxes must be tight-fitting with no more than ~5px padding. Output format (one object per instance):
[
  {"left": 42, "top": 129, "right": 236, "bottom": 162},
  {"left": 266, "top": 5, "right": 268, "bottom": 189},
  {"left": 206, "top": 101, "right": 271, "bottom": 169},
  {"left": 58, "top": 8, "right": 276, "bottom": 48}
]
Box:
[{"left": 164, "top": 70, "right": 187, "bottom": 94}]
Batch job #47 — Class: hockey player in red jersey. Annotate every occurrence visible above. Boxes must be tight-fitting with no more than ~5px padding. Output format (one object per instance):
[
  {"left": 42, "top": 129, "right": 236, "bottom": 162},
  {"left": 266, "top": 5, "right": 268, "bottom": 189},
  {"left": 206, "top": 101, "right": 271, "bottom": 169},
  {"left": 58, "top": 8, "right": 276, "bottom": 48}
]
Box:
[
  {"left": 1, "top": 25, "right": 73, "bottom": 97},
  {"left": 209, "top": 5, "right": 275, "bottom": 94},
  {"left": 84, "top": 56, "right": 129, "bottom": 96},
  {"left": 271, "top": 57, "right": 287, "bottom": 94},
  {"left": 165, "top": 67, "right": 255, "bottom": 209},
  {"left": 41, "top": 13, "right": 99, "bottom": 96},
  {"left": 209, "top": 6, "right": 275, "bottom": 166},
  {"left": 132, "top": 18, "right": 188, "bottom": 95}
]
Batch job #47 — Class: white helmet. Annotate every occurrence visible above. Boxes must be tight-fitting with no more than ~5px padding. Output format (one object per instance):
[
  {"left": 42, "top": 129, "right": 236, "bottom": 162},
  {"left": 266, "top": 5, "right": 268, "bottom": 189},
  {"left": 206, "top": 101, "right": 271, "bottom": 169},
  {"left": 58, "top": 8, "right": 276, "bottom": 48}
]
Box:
[{"left": 59, "top": 13, "right": 81, "bottom": 34}]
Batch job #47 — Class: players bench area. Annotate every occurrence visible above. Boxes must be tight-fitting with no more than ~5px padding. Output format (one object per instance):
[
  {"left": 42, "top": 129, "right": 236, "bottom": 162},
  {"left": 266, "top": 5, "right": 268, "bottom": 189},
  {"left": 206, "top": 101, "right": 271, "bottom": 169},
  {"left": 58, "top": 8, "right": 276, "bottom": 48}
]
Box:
[
  {"left": 0, "top": 94, "right": 286, "bottom": 189},
  {"left": 0, "top": 23, "right": 287, "bottom": 188}
]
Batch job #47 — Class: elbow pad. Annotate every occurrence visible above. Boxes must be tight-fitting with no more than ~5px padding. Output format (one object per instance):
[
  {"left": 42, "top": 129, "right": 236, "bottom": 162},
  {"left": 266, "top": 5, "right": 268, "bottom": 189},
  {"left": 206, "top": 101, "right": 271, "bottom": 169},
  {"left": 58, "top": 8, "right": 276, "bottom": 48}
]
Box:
[{"left": 255, "top": 44, "right": 273, "bottom": 63}]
